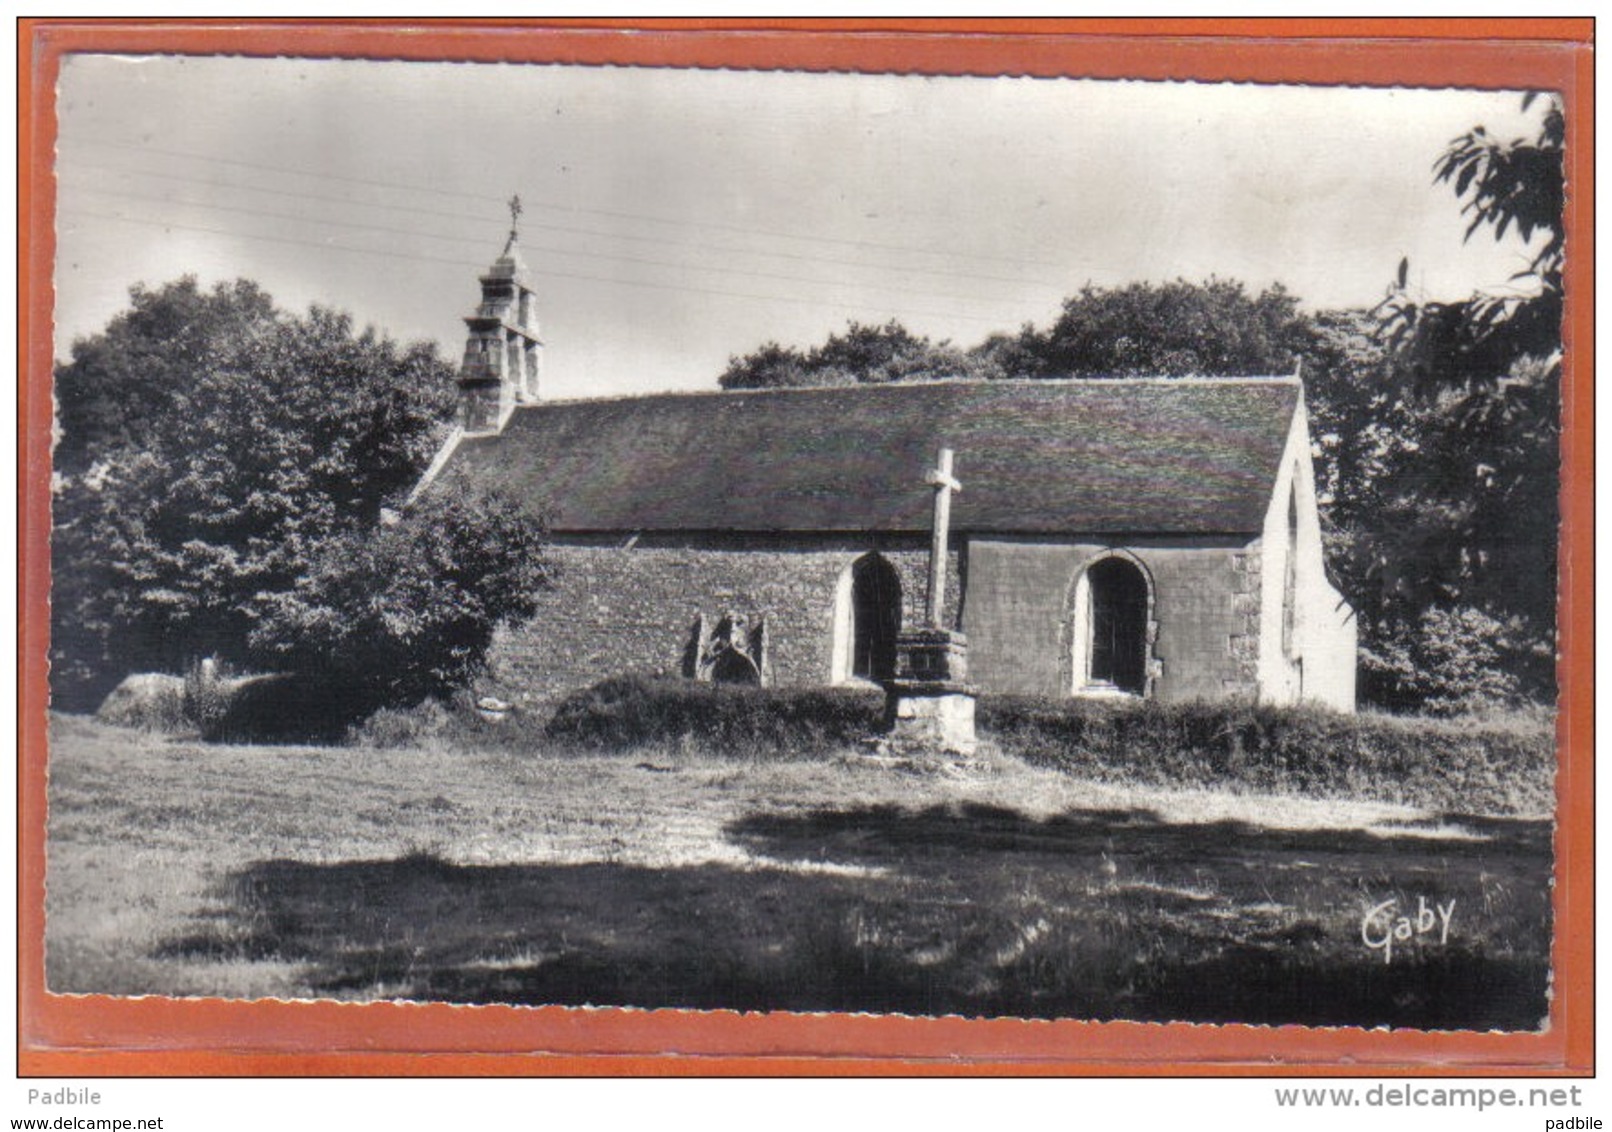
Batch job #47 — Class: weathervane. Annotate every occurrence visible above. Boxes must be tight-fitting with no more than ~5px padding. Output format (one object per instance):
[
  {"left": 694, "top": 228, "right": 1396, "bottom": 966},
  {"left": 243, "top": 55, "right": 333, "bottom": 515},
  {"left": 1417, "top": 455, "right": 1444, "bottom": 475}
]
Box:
[{"left": 508, "top": 193, "right": 523, "bottom": 239}]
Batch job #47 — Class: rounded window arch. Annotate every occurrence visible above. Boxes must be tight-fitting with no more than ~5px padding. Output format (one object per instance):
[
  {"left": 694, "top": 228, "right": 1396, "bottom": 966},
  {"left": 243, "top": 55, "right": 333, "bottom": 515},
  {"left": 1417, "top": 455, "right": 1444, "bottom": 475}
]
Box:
[
  {"left": 832, "top": 553, "right": 902, "bottom": 684},
  {"left": 1068, "top": 551, "right": 1157, "bottom": 697}
]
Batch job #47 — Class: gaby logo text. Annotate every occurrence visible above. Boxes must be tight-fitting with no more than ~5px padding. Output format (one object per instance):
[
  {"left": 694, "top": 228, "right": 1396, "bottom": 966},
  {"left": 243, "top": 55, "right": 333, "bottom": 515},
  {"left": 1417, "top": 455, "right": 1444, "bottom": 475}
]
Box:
[{"left": 1361, "top": 896, "right": 1455, "bottom": 964}]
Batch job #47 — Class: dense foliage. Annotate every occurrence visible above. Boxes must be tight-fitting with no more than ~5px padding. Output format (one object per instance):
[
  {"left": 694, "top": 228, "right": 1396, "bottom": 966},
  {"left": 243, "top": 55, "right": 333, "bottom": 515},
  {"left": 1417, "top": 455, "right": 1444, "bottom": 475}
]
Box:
[
  {"left": 249, "top": 479, "right": 552, "bottom": 710},
  {"left": 982, "top": 694, "right": 1551, "bottom": 815},
  {"left": 1360, "top": 96, "right": 1563, "bottom": 707},
  {"left": 1299, "top": 312, "right": 1547, "bottom": 709},
  {"left": 719, "top": 320, "right": 992, "bottom": 389},
  {"left": 993, "top": 278, "right": 1307, "bottom": 379},
  {"left": 51, "top": 277, "right": 547, "bottom": 712},
  {"left": 720, "top": 279, "right": 1305, "bottom": 390},
  {"left": 545, "top": 673, "right": 884, "bottom": 758}
]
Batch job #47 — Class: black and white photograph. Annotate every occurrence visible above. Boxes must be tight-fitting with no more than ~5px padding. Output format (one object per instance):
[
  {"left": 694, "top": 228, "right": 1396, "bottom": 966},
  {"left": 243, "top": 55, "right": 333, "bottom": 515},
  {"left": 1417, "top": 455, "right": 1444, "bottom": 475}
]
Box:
[{"left": 43, "top": 44, "right": 1564, "bottom": 1036}]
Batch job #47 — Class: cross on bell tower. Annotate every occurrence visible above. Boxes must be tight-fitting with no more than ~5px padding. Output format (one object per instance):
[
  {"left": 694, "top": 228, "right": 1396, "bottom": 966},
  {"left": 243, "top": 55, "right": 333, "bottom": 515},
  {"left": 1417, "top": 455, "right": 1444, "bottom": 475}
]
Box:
[{"left": 458, "top": 195, "right": 545, "bottom": 434}]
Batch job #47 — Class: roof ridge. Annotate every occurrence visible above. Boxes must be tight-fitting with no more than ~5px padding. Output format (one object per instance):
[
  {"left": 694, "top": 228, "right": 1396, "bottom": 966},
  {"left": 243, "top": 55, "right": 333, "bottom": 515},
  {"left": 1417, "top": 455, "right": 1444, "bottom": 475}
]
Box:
[{"left": 535, "top": 373, "right": 1300, "bottom": 408}]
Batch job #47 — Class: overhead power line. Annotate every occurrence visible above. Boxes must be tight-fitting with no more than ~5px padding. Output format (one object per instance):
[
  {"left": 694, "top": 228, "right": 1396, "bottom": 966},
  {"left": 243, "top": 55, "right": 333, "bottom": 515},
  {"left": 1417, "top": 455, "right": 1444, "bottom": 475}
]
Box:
[
  {"left": 69, "top": 159, "right": 1072, "bottom": 293},
  {"left": 72, "top": 160, "right": 505, "bottom": 229},
  {"left": 67, "top": 182, "right": 1046, "bottom": 314},
  {"left": 81, "top": 137, "right": 1079, "bottom": 273},
  {"left": 68, "top": 207, "right": 1021, "bottom": 329}
]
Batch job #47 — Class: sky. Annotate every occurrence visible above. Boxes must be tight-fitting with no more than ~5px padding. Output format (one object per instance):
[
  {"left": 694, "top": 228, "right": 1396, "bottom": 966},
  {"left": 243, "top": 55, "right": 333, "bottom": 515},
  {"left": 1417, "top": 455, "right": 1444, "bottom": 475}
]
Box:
[{"left": 52, "top": 54, "right": 1547, "bottom": 399}]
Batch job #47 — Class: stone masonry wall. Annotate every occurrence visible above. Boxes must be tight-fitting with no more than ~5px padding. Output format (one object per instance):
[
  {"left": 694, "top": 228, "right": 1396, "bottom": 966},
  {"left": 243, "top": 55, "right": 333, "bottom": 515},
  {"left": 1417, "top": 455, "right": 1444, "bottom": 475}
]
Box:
[
  {"left": 1225, "top": 543, "right": 1263, "bottom": 698},
  {"left": 484, "top": 535, "right": 961, "bottom": 712},
  {"left": 963, "top": 536, "right": 1262, "bottom": 703}
]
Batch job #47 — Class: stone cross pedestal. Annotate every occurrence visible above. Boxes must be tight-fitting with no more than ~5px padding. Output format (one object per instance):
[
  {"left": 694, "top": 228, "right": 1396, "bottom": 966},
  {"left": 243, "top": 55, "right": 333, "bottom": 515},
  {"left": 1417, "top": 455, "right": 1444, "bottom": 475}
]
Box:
[{"left": 881, "top": 447, "right": 979, "bottom": 757}]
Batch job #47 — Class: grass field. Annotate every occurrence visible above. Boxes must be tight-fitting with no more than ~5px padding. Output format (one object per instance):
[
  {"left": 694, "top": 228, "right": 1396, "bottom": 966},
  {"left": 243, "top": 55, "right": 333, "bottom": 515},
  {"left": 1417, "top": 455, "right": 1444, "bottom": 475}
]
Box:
[{"left": 44, "top": 713, "right": 1553, "bottom": 1028}]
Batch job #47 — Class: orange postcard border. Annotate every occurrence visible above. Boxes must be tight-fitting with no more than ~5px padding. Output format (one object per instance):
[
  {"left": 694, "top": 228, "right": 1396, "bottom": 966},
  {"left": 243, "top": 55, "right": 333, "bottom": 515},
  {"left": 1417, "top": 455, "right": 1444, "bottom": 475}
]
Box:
[{"left": 16, "top": 17, "right": 1595, "bottom": 1077}]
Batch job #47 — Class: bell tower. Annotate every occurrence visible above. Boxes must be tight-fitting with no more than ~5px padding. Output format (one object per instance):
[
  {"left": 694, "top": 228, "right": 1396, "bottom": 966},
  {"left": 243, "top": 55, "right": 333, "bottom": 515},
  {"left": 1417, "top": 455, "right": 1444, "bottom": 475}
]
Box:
[{"left": 459, "top": 195, "right": 543, "bottom": 434}]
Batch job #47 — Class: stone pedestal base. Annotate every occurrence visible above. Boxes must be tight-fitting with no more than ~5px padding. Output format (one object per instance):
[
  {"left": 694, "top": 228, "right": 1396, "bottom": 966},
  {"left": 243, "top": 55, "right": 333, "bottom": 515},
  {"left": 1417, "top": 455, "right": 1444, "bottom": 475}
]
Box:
[
  {"left": 881, "top": 682, "right": 979, "bottom": 756},
  {"left": 880, "top": 626, "right": 979, "bottom": 755}
]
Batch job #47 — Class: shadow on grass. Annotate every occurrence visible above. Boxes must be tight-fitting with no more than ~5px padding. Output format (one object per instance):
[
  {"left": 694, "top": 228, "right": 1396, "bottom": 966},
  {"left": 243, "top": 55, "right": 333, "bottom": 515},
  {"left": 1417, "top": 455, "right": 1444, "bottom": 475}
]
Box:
[
  {"left": 160, "top": 804, "right": 1551, "bottom": 1029},
  {"left": 727, "top": 803, "right": 1553, "bottom": 868}
]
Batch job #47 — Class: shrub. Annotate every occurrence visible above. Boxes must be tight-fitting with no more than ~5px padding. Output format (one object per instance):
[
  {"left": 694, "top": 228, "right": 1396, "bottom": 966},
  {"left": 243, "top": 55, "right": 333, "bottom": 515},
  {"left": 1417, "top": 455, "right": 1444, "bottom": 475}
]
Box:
[
  {"left": 541, "top": 677, "right": 1550, "bottom": 813},
  {"left": 347, "top": 698, "right": 455, "bottom": 749},
  {"left": 338, "top": 675, "right": 1551, "bottom": 814},
  {"left": 339, "top": 690, "right": 560, "bottom": 753},
  {"left": 93, "top": 672, "right": 188, "bottom": 732},
  {"left": 185, "top": 672, "right": 379, "bottom": 745},
  {"left": 1362, "top": 606, "right": 1538, "bottom": 715},
  {"left": 980, "top": 695, "right": 1553, "bottom": 815},
  {"left": 181, "top": 660, "right": 233, "bottom": 739},
  {"left": 93, "top": 665, "right": 338, "bottom": 742},
  {"left": 248, "top": 479, "right": 551, "bottom": 711},
  {"left": 545, "top": 674, "right": 883, "bottom": 759}
]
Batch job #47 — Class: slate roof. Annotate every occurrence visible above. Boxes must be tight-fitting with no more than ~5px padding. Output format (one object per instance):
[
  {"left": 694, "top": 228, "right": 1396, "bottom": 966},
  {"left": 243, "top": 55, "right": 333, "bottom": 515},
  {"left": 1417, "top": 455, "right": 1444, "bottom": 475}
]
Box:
[{"left": 432, "top": 379, "right": 1300, "bottom": 536}]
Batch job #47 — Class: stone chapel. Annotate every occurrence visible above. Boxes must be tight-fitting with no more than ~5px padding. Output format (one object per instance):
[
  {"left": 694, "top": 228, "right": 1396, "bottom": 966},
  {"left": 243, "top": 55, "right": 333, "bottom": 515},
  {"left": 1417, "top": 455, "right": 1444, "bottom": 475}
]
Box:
[{"left": 412, "top": 226, "right": 1358, "bottom": 713}]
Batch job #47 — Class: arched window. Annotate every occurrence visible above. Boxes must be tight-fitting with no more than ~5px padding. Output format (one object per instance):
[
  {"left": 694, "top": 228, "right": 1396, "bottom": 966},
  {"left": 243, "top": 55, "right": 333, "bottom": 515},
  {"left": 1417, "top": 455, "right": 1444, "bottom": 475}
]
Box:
[
  {"left": 1072, "top": 554, "right": 1153, "bottom": 696},
  {"left": 834, "top": 554, "right": 901, "bottom": 683}
]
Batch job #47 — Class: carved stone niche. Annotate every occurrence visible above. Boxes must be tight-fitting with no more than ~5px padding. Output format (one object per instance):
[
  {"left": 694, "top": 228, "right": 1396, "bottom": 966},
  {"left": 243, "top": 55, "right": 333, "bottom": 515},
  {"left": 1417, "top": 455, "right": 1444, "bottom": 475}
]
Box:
[{"left": 685, "top": 612, "right": 768, "bottom": 686}]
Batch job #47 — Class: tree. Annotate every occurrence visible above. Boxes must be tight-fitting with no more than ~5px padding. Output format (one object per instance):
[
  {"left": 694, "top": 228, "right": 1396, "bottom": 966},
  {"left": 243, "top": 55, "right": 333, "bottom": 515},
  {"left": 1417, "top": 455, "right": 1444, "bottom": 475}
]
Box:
[
  {"left": 248, "top": 479, "right": 551, "bottom": 712},
  {"left": 718, "top": 341, "right": 818, "bottom": 390},
  {"left": 1027, "top": 279, "right": 1308, "bottom": 378},
  {"left": 717, "top": 281, "right": 1309, "bottom": 389},
  {"left": 1366, "top": 94, "right": 1563, "bottom": 703},
  {"left": 968, "top": 326, "right": 1041, "bottom": 382},
  {"left": 50, "top": 278, "right": 466, "bottom": 708},
  {"left": 1381, "top": 93, "right": 1563, "bottom": 398},
  {"left": 1298, "top": 310, "right": 1407, "bottom": 613},
  {"left": 1301, "top": 95, "right": 1564, "bottom": 711},
  {"left": 807, "top": 320, "right": 966, "bottom": 384},
  {"left": 720, "top": 320, "right": 993, "bottom": 389},
  {"left": 53, "top": 277, "right": 277, "bottom": 476},
  {"left": 1298, "top": 311, "right": 1510, "bottom": 708}
]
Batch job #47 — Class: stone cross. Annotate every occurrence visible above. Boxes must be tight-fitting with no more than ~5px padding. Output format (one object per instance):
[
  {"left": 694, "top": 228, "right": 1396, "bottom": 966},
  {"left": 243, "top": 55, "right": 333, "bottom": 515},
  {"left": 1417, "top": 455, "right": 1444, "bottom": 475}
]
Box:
[{"left": 923, "top": 448, "right": 961, "bottom": 627}]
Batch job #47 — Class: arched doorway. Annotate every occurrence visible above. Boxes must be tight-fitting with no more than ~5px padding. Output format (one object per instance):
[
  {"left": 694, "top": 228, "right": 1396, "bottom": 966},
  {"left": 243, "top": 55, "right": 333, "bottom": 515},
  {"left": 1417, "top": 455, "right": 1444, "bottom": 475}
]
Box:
[
  {"left": 838, "top": 553, "right": 901, "bottom": 683},
  {"left": 1073, "top": 554, "right": 1153, "bottom": 696}
]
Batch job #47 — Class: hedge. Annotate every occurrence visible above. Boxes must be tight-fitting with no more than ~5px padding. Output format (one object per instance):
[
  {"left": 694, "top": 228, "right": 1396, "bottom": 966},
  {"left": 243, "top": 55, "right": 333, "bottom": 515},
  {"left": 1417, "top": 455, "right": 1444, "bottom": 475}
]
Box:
[{"left": 538, "top": 676, "right": 1553, "bottom": 814}]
